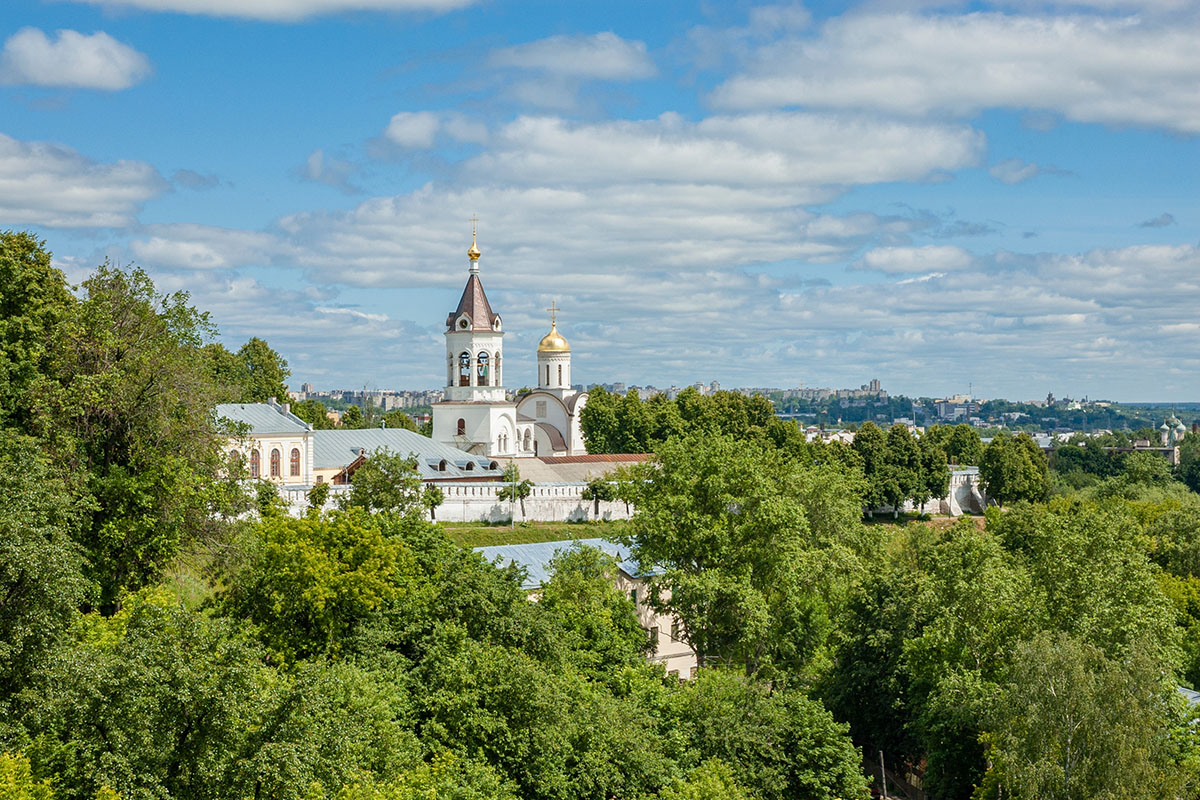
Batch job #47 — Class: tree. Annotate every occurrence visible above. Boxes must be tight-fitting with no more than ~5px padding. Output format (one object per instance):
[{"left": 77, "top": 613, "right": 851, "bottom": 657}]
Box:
[
  {"left": 292, "top": 398, "right": 335, "bottom": 429},
  {"left": 497, "top": 463, "right": 533, "bottom": 524},
  {"left": 979, "top": 431, "right": 1048, "bottom": 506},
  {"left": 0, "top": 432, "right": 88, "bottom": 702},
  {"left": 581, "top": 475, "right": 616, "bottom": 517},
  {"left": 342, "top": 404, "right": 366, "bottom": 429},
  {"left": 0, "top": 752, "right": 56, "bottom": 800},
  {"left": 883, "top": 424, "right": 921, "bottom": 515},
  {"left": 236, "top": 336, "right": 289, "bottom": 402},
  {"left": 32, "top": 265, "right": 249, "bottom": 610},
  {"left": 946, "top": 424, "right": 983, "bottom": 466},
  {"left": 215, "top": 510, "right": 412, "bottom": 661},
  {"left": 579, "top": 386, "right": 620, "bottom": 453},
  {"left": 306, "top": 481, "right": 331, "bottom": 517},
  {"left": 653, "top": 760, "right": 753, "bottom": 800},
  {"left": 982, "top": 631, "right": 1196, "bottom": 800},
  {"left": 852, "top": 421, "right": 888, "bottom": 513},
  {"left": 382, "top": 409, "right": 418, "bottom": 431},
  {"left": 0, "top": 231, "right": 75, "bottom": 430},
  {"left": 919, "top": 435, "right": 951, "bottom": 507},
  {"left": 671, "top": 669, "right": 869, "bottom": 800},
  {"left": 619, "top": 432, "right": 864, "bottom": 678},
  {"left": 423, "top": 483, "right": 444, "bottom": 521},
  {"left": 342, "top": 448, "right": 425, "bottom": 516}
]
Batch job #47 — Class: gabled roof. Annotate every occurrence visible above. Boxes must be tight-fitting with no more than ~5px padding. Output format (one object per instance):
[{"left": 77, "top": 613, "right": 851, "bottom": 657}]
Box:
[
  {"left": 446, "top": 274, "right": 500, "bottom": 332},
  {"left": 217, "top": 402, "right": 311, "bottom": 435},
  {"left": 311, "top": 428, "right": 504, "bottom": 480},
  {"left": 474, "top": 537, "right": 657, "bottom": 590}
]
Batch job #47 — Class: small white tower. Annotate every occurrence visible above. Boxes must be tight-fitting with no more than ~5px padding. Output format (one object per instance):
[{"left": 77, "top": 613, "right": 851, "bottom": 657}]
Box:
[{"left": 536, "top": 301, "right": 573, "bottom": 399}]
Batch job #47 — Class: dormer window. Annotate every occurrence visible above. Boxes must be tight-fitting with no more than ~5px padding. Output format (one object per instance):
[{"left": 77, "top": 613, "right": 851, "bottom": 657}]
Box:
[{"left": 459, "top": 318, "right": 469, "bottom": 329}]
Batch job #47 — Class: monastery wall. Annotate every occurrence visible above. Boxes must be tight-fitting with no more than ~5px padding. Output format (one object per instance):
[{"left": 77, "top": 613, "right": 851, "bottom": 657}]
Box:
[{"left": 279, "top": 481, "right": 635, "bottom": 523}]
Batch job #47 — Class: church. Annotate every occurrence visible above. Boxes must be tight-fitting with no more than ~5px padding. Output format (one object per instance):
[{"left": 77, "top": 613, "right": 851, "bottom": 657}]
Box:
[{"left": 431, "top": 227, "right": 588, "bottom": 458}]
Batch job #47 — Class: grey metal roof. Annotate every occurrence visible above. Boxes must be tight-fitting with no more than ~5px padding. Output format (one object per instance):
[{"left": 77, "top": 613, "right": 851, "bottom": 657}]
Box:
[
  {"left": 474, "top": 537, "right": 655, "bottom": 590},
  {"left": 216, "top": 403, "right": 311, "bottom": 435},
  {"left": 312, "top": 428, "right": 503, "bottom": 480}
]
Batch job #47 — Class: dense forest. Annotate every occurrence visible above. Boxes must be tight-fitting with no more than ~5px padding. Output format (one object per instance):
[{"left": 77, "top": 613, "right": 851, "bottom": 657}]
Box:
[{"left": 7, "top": 229, "right": 1200, "bottom": 799}]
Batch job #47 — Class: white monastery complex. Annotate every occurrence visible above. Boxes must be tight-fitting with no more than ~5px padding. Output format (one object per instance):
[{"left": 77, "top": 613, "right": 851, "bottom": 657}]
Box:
[{"left": 432, "top": 226, "right": 588, "bottom": 458}]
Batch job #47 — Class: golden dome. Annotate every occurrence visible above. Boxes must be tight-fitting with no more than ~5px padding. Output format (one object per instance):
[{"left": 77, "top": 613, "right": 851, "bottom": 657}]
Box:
[
  {"left": 467, "top": 228, "right": 481, "bottom": 261},
  {"left": 538, "top": 322, "right": 570, "bottom": 353}
]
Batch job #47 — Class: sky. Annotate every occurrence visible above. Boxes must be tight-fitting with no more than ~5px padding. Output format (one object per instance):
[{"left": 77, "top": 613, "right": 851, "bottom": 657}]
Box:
[{"left": 2, "top": 0, "right": 1198, "bottom": 401}]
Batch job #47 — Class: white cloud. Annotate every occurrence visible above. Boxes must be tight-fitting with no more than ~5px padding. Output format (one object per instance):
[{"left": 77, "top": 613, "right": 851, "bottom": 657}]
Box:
[
  {"left": 0, "top": 28, "right": 151, "bottom": 90},
  {"left": 711, "top": 12, "right": 1200, "bottom": 132},
  {"left": 297, "top": 148, "right": 359, "bottom": 193},
  {"left": 130, "top": 224, "right": 286, "bottom": 269},
  {"left": 383, "top": 111, "right": 442, "bottom": 149},
  {"left": 854, "top": 245, "right": 973, "bottom": 273},
  {"left": 470, "top": 113, "right": 984, "bottom": 189},
  {"left": 0, "top": 133, "right": 166, "bottom": 227},
  {"left": 990, "top": 158, "right": 1041, "bottom": 184},
  {"left": 63, "top": 0, "right": 475, "bottom": 22},
  {"left": 489, "top": 32, "right": 657, "bottom": 80}
]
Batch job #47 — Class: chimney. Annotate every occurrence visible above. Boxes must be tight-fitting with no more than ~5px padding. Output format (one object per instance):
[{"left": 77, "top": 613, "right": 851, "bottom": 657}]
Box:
[{"left": 283, "top": 402, "right": 291, "bottom": 415}]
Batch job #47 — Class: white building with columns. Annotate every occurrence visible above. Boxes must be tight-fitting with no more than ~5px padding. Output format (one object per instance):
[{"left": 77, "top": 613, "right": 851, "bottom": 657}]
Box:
[{"left": 432, "top": 229, "right": 588, "bottom": 458}]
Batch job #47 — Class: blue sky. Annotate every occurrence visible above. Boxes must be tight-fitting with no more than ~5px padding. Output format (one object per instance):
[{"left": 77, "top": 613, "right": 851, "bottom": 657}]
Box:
[{"left": 2, "top": 0, "right": 1198, "bottom": 401}]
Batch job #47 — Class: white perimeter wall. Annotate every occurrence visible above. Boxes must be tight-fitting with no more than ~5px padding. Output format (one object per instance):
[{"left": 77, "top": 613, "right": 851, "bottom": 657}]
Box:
[{"left": 279, "top": 481, "right": 634, "bottom": 523}]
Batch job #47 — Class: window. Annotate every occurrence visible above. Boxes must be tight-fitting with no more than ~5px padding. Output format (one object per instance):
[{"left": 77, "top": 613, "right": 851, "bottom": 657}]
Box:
[
  {"left": 459, "top": 351, "right": 471, "bottom": 386},
  {"left": 630, "top": 588, "right": 638, "bottom": 606},
  {"left": 457, "top": 418, "right": 466, "bottom": 436},
  {"left": 557, "top": 364, "right": 562, "bottom": 384},
  {"left": 316, "top": 475, "right": 324, "bottom": 484},
  {"left": 250, "top": 449, "right": 260, "bottom": 478},
  {"left": 270, "top": 448, "right": 281, "bottom": 477},
  {"left": 438, "top": 459, "right": 447, "bottom": 471},
  {"left": 228, "top": 449, "right": 242, "bottom": 468},
  {"left": 546, "top": 365, "right": 551, "bottom": 385},
  {"left": 477, "top": 351, "right": 489, "bottom": 383},
  {"left": 536, "top": 400, "right": 547, "bottom": 418},
  {"left": 290, "top": 447, "right": 301, "bottom": 476}
]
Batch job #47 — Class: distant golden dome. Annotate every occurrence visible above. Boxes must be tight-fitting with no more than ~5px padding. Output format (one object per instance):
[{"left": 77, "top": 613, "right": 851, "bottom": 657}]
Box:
[
  {"left": 538, "top": 322, "right": 570, "bottom": 353},
  {"left": 467, "top": 229, "right": 481, "bottom": 261}
]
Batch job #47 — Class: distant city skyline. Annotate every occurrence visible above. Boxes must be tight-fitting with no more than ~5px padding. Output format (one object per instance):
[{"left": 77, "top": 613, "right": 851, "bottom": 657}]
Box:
[{"left": 3, "top": 0, "right": 1198, "bottom": 400}]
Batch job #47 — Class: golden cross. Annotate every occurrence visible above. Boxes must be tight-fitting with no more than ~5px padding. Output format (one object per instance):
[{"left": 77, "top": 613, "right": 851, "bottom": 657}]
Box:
[
  {"left": 469, "top": 214, "right": 479, "bottom": 235},
  {"left": 546, "top": 301, "right": 559, "bottom": 325}
]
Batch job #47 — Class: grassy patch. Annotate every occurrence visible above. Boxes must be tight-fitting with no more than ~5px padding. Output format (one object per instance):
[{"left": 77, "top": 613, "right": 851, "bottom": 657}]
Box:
[{"left": 441, "top": 520, "right": 629, "bottom": 548}]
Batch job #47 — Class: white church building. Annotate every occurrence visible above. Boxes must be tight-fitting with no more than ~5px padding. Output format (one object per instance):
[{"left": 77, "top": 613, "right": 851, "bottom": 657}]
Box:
[{"left": 432, "top": 228, "right": 588, "bottom": 458}]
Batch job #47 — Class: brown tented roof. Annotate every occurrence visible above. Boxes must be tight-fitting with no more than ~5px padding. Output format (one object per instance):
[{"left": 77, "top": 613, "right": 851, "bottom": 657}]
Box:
[{"left": 446, "top": 274, "right": 500, "bottom": 332}]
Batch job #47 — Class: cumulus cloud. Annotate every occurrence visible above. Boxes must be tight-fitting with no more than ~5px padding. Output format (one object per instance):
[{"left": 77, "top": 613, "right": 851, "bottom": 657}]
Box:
[
  {"left": 470, "top": 113, "right": 984, "bottom": 189},
  {"left": 0, "top": 27, "right": 151, "bottom": 90},
  {"left": 0, "top": 133, "right": 166, "bottom": 227},
  {"left": 383, "top": 112, "right": 442, "bottom": 149},
  {"left": 711, "top": 12, "right": 1200, "bottom": 133},
  {"left": 62, "top": 0, "right": 475, "bottom": 22},
  {"left": 296, "top": 148, "right": 360, "bottom": 193},
  {"left": 1138, "top": 212, "right": 1176, "bottom": 228},
  {"left": 172, "top": 168, "right": 221, "bottom": 190},
  {"left": 130, "top": 224, "right": 287, "bottom": 270},
  {"left": 853, "top": 245, "right": 974, "bottom": 274},
  {"left": 489, "top": 32, "right": 657, "bottom": 81}
]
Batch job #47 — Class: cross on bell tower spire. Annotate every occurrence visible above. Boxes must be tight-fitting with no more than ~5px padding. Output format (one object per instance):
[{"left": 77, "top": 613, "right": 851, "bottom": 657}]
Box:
[
  {"left": 546, "top": 300, "right": 559, "bottom": 327},
  {"left": 467, "top": 215, "right": 481, "bottom": 273}
]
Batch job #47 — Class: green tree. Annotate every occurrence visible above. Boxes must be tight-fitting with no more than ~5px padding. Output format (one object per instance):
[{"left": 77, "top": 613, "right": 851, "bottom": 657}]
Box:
[
  {"left": 0, "top": 232, "right": 75, "bottom": 430},
  {"left": 382, "top": 409, "right": 418, "bottom": 431},
  {"left": 852, "top": 422, "right": 888, "bottom": 513},
  {"left": 0, "top": 433, "right": 89, "bottom": 703},
  {"left": 306, "top": 481, "right": 331, "bottom": 517},
  {"left": 497, "top": 463, "right": 533, "bottom": 523},
  {"left": 215, "top": 510, "right": 411, "bottom": 661},
  {"left": 671, "top": 669, "right": 869, "bottom": 800},
  {"left": 332, "top": 752, "right": 515, "bottom": 800},
  {"left": 537, "top": 545, "right": 651, "bottom": 675},
  {"left": 292, "top": 398, "right": 335, "bottom": 429},
  {"left": 946, "top": 424, "right": 983, "bottom": 466},
  {"left": 582, "top": 475, "right": 617, "bottom": 517},
  {"left": 982, "top": 631, "right": 1196, "bottom": 800},
  {"left": 579, "top": 386, "right": 620, "bottom": 453},
  {"left": 619, "top": 432, "right": 863, "bottom": 678},
  {"left": 201, "top": 342, "right": 249, "bottom": 403},
  {"left": 342, "top": 404, "right": 366, "bottom": 429},
  {"left": 919, "top": 435, "right": 952, "bottom": 507},
  {"left": 423, "top": 483, "right": 444, "bottom": 521},
  {"left": 236, "top": 336, "right": 289, "bottom": 402},
  {"left": 0, "top": 752, "right": 56, "bottom": 800},
  {"left": 652, "top": 759, "right": 753, "bottom": 800},
  {"left": 979, "top": 431, "right": 1048, "bottom": 506},
  {"left": 33, "top": 265, "right": 248, "bottom": 609},
  {"left": 342, "top": 448, "right": 425, "bottom": 516},
  {"left": 617, "top": 391, "right": 652, "bottom": 453}
]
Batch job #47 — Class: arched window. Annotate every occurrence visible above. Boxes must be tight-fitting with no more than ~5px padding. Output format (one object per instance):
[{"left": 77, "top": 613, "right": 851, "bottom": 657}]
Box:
[
  {"left": 493, "top": 353, "right": 501, "bottom": 386},
  {"left": 546, "top": 365, "right": 551, "bottom": 385},
  {"left": 557, "top": 364, "right": 562, "bottom": 384},
  {"left": 464, "top": 461, "right": 474, "bottom": 471},
  {"left": 523, "top": 429, "right": 532, "bottom": 450},
  {"left": 459, "top": 351, "right": 471, "bottom": 386},
  {"left": 250, "top": 449, "right": 260, "bottom": 478},
  {"left": 270, "top": 448, "right": 281, "bottom": 478},
  {"left": 290, "top": 448, "right": 301, "bottom": 476},
  {"left": 438, "top": 459, "right": 447, "bottom": 471},
  {"left": 457, "top": 418, "right": 466, "bottom": 436},
  {"left": 228, "top": 449, "right": 242, "bottom": 467},
  {"left": 477, "top": 351, "right": 489, "bottom": 384}
]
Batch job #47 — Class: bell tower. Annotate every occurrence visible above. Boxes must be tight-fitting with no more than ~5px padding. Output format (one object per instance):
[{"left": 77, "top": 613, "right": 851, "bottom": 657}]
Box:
[{"left": 443, "top": 219, "right": 505, "bottom": 403}]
